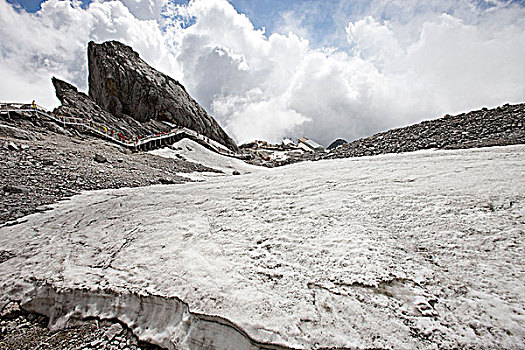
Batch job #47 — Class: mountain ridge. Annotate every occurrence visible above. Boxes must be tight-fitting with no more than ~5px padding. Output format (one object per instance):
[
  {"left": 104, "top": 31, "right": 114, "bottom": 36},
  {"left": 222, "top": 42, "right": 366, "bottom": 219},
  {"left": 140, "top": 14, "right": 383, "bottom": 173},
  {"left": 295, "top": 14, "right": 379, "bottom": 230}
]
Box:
[{"left": 324, "top": 102, "right": 525, "bottom": 159}]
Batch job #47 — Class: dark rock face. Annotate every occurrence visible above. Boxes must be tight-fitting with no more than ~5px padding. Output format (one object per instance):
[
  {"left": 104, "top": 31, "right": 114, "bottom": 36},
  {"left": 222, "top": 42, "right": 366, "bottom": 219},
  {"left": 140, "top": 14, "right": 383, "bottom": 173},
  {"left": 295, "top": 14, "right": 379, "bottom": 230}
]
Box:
[
  {"left": 325, "top": 103, "right": 525, "bottom": 159},
  {"left": 87, "top": 40, "right": 237, "bottom": 151},
  {"left": 327, "top": 138, "right": 348, "bottom": 150},
  {"left": 53, "top": 77, "right": 165, "bottom": 137}
]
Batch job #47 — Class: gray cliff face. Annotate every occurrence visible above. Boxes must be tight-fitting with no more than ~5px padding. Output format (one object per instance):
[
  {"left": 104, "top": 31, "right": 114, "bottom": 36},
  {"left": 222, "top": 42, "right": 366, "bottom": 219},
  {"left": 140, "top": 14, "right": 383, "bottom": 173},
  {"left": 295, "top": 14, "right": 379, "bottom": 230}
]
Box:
[{"left": 87, "top": 40, "right": 238, "bottom": 151}]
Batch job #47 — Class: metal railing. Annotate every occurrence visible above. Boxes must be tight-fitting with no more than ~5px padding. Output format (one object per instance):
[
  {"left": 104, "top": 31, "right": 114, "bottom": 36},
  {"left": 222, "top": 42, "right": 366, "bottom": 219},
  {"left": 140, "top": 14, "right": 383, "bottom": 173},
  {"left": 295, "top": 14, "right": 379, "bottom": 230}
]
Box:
[{"left": 0, "top": 103, "right": 239, "bottom": 157}]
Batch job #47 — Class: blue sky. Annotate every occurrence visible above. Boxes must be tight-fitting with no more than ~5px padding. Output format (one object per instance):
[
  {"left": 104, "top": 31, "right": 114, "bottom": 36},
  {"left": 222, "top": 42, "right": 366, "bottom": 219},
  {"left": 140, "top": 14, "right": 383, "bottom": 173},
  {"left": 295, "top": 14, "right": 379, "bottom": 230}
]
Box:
[
  {"left": 8, "top": 0, "right": 301, "bottom": 18},
  {"left": 8, "top": 0, "right": 325, "bottom": 22},
  {"left": 2, "top": 0, "right": 525, "bottom": 145},
  {"left": 7, "top": 0, "right": 90, "bottom": 11}
]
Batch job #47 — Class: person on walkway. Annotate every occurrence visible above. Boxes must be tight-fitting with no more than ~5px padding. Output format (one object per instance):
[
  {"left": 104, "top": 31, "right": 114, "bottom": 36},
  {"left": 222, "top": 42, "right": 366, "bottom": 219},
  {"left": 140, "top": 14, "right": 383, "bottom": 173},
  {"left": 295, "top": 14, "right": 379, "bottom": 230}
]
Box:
[{"left": 31, "top": 100, "right": 36, "bottom": 109}]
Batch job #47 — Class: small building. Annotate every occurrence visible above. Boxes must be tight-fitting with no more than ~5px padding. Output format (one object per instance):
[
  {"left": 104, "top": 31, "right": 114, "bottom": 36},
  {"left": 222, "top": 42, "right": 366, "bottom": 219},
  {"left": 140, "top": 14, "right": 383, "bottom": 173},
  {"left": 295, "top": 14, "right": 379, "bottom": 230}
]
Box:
[
  {"left": 297, "top": 137, "right": 325, "bottom": 152},
  {"left": 281, "top": 138, "right": 299, "bottom": 150},
  {"left": 282, "top": 138, "right": 295, "bottom": 146}
]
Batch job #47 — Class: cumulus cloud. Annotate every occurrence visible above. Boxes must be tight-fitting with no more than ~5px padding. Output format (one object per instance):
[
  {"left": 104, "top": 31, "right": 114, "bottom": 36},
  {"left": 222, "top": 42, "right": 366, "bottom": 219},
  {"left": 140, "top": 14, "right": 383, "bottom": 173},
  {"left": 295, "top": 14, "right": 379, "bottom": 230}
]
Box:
[
  {"left": 385, "top": 13, "right": 525, "bottom": 113},
  {"left": 120, "top": 0, "right": 167, "bottom": 20},
  {"left": 0, "top": 0, "right": 176, "bottom": 108},
  {"left": 212, "top": 91, "right": 309, "bottom": 145},
  {"left": 165, "top": 0, "right": 525, "bottom": 145},
  {"left": 1, "top": 0, "right": 525, "bottom": 145},
  {"left": 346, "top": 16, "right": 403, "bottom": 66}
]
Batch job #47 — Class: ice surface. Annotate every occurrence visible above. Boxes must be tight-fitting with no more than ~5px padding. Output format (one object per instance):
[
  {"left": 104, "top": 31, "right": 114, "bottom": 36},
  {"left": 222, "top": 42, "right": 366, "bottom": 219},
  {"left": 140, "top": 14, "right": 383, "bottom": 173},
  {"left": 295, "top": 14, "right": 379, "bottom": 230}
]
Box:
[
  {"left": 1, "top": 145, "right": 524, "bottom": 349},
  {"left": 150, "top": 139, "right": 263, "bottom": 176}
]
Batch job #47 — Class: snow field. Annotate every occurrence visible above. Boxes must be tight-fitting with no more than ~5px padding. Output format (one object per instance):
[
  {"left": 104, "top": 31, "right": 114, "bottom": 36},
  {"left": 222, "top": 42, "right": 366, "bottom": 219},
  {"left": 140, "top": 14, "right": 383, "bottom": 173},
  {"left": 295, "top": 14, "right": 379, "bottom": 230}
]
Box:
[
  {"left": 0, "top": 145, "right": 524, "bottom": 349},
  {"left": 149, "top": 139, "right": 263, "bottom": 177}
]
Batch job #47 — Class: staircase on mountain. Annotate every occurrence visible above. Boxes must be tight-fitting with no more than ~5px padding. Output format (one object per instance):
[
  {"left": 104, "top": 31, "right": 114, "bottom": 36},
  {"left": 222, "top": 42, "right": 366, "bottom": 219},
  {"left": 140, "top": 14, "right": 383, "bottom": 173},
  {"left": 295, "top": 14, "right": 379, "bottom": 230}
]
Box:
[{"left": 0, "top": 103, "right": 244, "bottom": 159}]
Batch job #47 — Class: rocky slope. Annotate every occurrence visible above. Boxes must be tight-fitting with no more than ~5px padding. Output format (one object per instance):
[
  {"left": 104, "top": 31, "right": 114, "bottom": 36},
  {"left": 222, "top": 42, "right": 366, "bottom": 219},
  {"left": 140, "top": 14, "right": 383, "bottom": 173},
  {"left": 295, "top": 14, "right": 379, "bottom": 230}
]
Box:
[
  {"left": 0, "top": 111, "right": 219, "bottom": 226},
  {"left": 88, "top": 40, "right": 238, "bottom": 151},
  {"left": 239, "top": 103, "right": 524, "bottom": 168},
  {"left": 325, "top": 102, "right": 525, "bottom": 159}
]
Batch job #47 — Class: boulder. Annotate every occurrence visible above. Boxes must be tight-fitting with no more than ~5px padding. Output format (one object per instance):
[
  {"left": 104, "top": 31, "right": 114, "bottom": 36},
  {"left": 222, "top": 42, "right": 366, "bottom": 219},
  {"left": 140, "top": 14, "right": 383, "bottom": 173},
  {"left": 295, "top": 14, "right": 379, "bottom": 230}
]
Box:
[
  {"left": 94, "top": 154, "right": 107, "bottom": 163},
  {"left": 104, "top": 323, "right": 123, "bottom": 341},
  {"left": 159, "top": 177, "right": 178, "bottom": 184},
  {"left": 3, "top": 185, "right": 28, "bottom": 194}
]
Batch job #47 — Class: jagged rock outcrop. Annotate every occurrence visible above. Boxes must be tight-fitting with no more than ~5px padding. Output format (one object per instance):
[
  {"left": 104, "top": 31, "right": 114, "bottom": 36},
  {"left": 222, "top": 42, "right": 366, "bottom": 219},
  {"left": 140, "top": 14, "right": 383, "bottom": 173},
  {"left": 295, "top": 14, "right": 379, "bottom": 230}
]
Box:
[
  {"left": 325, "top": 103, "right": 525, "bottom": 159},
  {"left": 52, "top": 77, "right": 167, "bottom": 137},
  {"left": 87, "top": 40, "right": 238, "bottom": 151}
]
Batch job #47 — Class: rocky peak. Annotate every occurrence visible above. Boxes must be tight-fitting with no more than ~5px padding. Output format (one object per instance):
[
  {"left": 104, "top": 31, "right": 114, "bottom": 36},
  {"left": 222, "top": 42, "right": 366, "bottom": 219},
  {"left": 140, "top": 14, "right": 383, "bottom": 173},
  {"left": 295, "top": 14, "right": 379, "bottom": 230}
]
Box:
[
  {"left": 87, "top": 40, "right": 238, "bottom": 151},
  {"left": 52, "top": 77, "right": 80, "bottom": 105}
]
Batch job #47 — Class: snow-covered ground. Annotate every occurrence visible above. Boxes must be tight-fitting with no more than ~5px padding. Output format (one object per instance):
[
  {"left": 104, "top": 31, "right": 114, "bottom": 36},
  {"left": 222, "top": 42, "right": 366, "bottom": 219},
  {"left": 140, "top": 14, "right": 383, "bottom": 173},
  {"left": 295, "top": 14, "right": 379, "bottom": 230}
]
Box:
[
  {"left": 150, "top": 139, "right": 263, "bottom": 179},
  {"left": 1, "top": 145, "right": 524, "bottom": 349}
]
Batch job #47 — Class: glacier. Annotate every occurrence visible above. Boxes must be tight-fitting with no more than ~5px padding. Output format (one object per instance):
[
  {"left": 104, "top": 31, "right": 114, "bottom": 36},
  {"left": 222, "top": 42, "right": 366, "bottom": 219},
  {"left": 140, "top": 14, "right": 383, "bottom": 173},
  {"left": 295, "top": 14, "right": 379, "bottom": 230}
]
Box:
[{"left": 0, "top": 145, "right": 524, "bottom": 349}]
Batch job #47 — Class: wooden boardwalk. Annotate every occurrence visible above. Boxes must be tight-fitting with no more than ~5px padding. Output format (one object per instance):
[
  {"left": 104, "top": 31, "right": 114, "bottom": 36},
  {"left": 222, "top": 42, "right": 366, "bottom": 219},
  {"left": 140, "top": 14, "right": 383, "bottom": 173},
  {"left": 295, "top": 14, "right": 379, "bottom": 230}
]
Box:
[{"left": 1, "top": 102, "right": 244, "bottom": 158}]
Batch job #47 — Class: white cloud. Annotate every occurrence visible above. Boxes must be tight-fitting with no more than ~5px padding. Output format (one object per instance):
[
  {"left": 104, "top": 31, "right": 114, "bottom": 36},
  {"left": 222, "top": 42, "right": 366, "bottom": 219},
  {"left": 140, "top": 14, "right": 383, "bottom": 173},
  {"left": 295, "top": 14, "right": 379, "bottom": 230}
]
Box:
[
  {"left": 277, "top": 11, "right": 310, "bottom": 41},
  {"left": 382, "top": 11, "right": 525, "bottom": 116},
  {"left": 119, "top": 0, "right": 167, "bottom": 20},
  {"left": 0, "top": 0, "right": 177, "bottom": 108},
  {"left": 1, "top": 0, "right": 524, "bottom": 146},
  {"left": 165, "top": 0, "right": 525, "bottom": 145},
  {"left": 212, "top": 90, "right": 310, "bottom": 145},
  {"left": 346, "top": 16, "right": 403, "bottom": 67}
]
